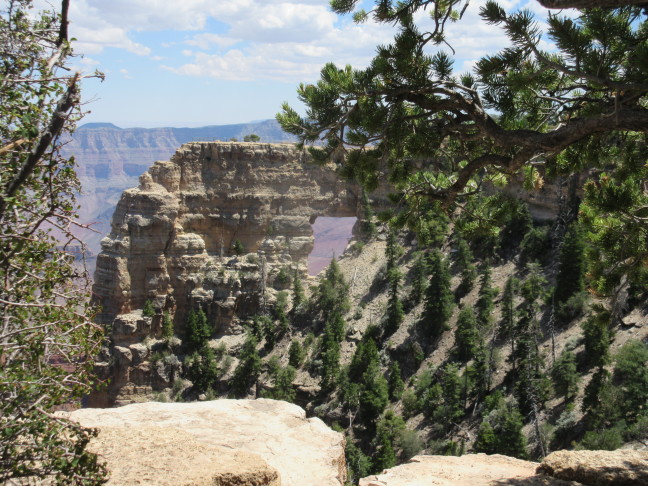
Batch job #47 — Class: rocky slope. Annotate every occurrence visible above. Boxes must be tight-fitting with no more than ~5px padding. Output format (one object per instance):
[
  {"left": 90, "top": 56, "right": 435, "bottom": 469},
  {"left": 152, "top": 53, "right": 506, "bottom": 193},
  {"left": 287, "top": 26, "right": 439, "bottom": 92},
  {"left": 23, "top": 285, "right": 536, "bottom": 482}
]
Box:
[{"left": 65, "top": 399, "right": 346, "bottom": 486}]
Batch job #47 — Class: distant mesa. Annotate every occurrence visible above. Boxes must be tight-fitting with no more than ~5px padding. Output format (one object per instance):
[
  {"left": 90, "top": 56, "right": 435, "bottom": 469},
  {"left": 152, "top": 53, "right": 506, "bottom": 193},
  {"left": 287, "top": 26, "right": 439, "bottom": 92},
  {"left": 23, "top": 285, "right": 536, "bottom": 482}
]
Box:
[{"left": 78, "top": 122, "right": 122, "bottom": 130}]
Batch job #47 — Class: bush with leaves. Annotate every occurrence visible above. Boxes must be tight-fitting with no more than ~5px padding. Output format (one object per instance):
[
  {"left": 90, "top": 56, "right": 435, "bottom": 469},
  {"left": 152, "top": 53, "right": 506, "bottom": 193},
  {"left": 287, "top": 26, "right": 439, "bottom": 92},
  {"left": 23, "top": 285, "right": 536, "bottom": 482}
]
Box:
[
  {"left": 0, "top": 1, "right": 107, "bottom": 483},
  {"left": 231, "top": 334, "right": 261, "bottom": 397}
]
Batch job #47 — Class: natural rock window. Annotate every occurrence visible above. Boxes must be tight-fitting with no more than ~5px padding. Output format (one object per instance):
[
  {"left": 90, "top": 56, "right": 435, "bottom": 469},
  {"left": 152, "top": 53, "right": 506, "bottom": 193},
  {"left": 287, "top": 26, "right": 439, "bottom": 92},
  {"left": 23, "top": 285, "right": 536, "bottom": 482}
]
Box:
[{"left": 308, "top": 216, "right": 356, "bottom": 276}]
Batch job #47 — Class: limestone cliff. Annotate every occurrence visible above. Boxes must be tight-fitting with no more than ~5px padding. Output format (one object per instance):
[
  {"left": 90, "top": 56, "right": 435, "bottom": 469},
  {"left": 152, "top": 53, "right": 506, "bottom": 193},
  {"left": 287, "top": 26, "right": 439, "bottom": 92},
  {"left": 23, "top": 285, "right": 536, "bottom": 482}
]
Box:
[{"left": 91, "top": 142, "right": 368, "bottom": 405}]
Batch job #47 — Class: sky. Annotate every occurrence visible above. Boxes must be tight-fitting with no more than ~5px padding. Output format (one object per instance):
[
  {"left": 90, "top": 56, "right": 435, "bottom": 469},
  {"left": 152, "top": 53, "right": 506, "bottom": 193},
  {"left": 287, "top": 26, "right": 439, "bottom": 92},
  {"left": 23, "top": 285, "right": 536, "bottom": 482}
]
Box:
[{"left": 46, "top": 0, "right": 553, "bottom": 128}]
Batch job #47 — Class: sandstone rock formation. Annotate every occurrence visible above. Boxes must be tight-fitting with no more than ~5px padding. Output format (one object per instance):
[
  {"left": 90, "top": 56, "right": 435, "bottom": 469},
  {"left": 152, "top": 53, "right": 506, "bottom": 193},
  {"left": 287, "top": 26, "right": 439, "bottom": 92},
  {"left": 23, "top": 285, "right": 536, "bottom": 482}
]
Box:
[
  {"left": 93, "top": 142, "right": 361, "bottom": 326},
  {"left": 66, "top": 399, "right": 346, "bottom": 486},
  {"left": 538, "top": 450, "right": 648, "bottom": 486},
  {"left": 359, "top": 454, "right": 581, "bottom": 486},
  {"left": 63, "top": 120, "right": 295, "bottom": 260}
]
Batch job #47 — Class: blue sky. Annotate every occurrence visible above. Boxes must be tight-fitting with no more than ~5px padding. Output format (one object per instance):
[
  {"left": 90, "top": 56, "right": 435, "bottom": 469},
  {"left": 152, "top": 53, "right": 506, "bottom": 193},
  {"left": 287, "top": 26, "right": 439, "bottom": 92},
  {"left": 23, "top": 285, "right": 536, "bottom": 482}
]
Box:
[{"left": 55, "top": 0, "right": 550, "bottom": 128}]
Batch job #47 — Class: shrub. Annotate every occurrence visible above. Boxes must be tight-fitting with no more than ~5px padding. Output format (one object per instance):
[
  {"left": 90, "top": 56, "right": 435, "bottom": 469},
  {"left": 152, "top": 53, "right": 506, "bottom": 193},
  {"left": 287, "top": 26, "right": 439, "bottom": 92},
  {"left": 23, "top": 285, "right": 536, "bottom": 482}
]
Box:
[{"left": 143, "top": 299, "right": 156, "bottom": 317}]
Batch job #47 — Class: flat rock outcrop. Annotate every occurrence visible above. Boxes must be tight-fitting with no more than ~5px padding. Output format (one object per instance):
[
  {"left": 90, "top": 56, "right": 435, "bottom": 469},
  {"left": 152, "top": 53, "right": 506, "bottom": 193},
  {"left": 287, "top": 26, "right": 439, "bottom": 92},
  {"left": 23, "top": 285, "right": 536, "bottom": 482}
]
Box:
[
  {"left": 537, "top": 450, "right": 648, "bottom": 486},
  {"left": 66, "top": 399, "right": 346, "bottom": 486},
  {"left": 359, "top": 454, "right": 581, "bottom": 486}
]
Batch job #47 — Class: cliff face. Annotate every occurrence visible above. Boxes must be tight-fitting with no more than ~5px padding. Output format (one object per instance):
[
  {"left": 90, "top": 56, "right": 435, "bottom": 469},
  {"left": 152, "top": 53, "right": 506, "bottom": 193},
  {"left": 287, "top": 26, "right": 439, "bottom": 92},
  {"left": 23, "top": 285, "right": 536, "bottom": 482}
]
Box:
[
  {"left": 64, "top": 121, "right": 295, "bottom": 259},
  {"left": 90, "top": 142, "right": 365, "bottom": 404},
  {"left": 93, "top": 142, "right": 360, "bottom": 324}
]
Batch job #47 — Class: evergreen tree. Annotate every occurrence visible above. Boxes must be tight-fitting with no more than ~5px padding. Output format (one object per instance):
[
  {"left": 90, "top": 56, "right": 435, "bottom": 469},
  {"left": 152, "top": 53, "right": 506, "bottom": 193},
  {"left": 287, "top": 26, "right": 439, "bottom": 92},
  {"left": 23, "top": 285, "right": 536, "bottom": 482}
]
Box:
[
  {"left": 474, "top": 420, "right": 498, "bottom": 454},
  {"left": 292, "top": 268, "right": 305, "bottom": 309},
  {"left": 454, "top": 237, "right": 477, "bottom": 296},
  {"left": 500, "top": 276, "right": 519, "bottom": 341},
  {"left": 551, "top": 350, "right": 579, "bottom": 401},
  {"left": 185, "top": 308, "right": 210, "bottom": 352},
  {"left": 455, "top": 307, "right": 479, "bottom": 362},
  {"left": 410, "top": 251, "right": 428, "bottom": 306},
  {"left": 288, "top": 339, "right": 306, "bottom": 368},
  {"left": 497, "top": 407, "right": 528, "bottom": 459},
  {"left": 581, "top": 308, "right": 612, "bottom": 368},
  {"left": 423, "top": 249, "right": 453, "bottom": 338},
  {"left": 185, "top": 345, "right": 219, "bottom": 394},
  {"left": 274, "top": 291, "right": 290, "bottom": 336},
  {"left": 554, "top": 224, "right": 586, "bottom": 305},
  {"left": 162, "top": 311, "right": 174, "bottom": 339},
  {"left": 320, "top": 329, "right": 341, "bottom": 392},
  {"left": 315, "top": 259, "right": 350, "bottom": 316},
  {"left": 441, "top": 363, "right": 463, "bottom": 423},
  {"left": 614, "top": 340, "right": 648, "bottom": 419},
  {"left": 143, "top": 299, "right": 156, "bottom": 317},
  {"left": 475, "top": 263, "right": 497, "bottom": 329},
  {"left": 265, "top": 365, "right": 296, "bottom": 402},
  {"left": 231, "top": 334, "right": 261, "bottom": 397},
  {"left": 359, "top": 359, "right": 390, "bottom": 425},
  {"left": 388, "top": 361, "right": 404, "bottom": 400},
  {"left": 345, "top": 440, "right": 372, "bottom": 484}
]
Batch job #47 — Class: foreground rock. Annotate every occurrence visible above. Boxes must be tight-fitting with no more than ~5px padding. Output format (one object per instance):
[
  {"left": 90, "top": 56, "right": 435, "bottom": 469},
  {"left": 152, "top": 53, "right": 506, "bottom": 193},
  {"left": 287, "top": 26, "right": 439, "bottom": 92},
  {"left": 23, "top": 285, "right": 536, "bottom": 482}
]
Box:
[
  {"left": 359, "top": 454, "right": 580, "bottom": 486},
  {"left": 538, "top": 450, "right": 648, "bottom": 486},
  {"left": 66, "top": 399, "right": 346, "bottom": 486}
]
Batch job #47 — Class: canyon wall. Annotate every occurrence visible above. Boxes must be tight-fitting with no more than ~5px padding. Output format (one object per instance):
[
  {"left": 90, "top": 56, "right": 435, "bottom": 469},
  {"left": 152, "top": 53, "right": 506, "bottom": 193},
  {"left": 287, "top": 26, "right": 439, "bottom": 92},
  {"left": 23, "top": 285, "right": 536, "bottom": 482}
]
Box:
[
  {"left": 93, "top": 142, "right": 361, "bottom": 325},
  {"left": 90, "top": 142, "right": 367, "bottom": 405}
]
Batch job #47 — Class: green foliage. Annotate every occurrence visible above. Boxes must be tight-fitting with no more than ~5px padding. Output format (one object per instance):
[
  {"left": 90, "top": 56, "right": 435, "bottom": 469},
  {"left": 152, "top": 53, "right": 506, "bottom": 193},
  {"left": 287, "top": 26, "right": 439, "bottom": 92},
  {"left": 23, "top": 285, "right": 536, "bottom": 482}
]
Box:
[
  {"left": 441, "top": 363, "right": 463, "bottom": 423},
  {"left": 554, "top": 224, "right": 587, "bottom": 306},
  {"left": 500, "top": 276, "right": 519, "bottom": 340},
  {"left": 143, "top": 299, "right": 156, "bottom": 317},
  {"left": 423, "top": 249, "right": 453, "bottom": 338},
  {"left": 292, "top": 268, "right": 306, "bottom": 309},
  {"left": 314, "top": 259, "right": 350, "bottom": 316},
  {"left": 581, "top": 308, "right": 612, "bottom": 368},
  {"left": 360, "top": 359, "right": 390, "bottom": 424},
  {"left": 243, "top": 133, "right": 260, "bottom": 142},
  {"left": 476, "top": 402, "right": 528, "bottom": 459},
  {"left": 231, "top": 334, "right": 261, "bottom": 397},
  {"left": 454, "top": 307, "right": 479, "bottom": 362},
  {"left": 162, "top": 311, "right": 174, "bottom": 339},
  {"left": 264, "top": 364, "right": 296, "bottom": 402},
  {"left": 185, "top": 308, "right": 211, "bottom": 352},
  {"left": 345, "top": 440, "right": 372, "bottom": 485},
  {"left": 576, "top": 427, "right": 624, "bottom": 451},
  {"left": 520, "top": 225, "right": 552, "bottom": 265},
  {"left": 0, "top": 1, "right": 108, "bottom": 481},
  {"left": 614, "top": 340, "right": 648, "bottom": 418},
  {"left": 185, "top": 345, "right": 219, "bottom": 394},
  {"left": 288, "top": 339, "right": 306, "bottom": 368},
  {"left": 388, "top": 361, "right": 404, "bottom": 400},
  {"left": 454, "top": 237, "right": 477, "bottom": 296},
  {"left": 475, "top": 263, "right": 497, "bottom": 329},
  {"left": 232, "top": 239, "right": 245, "bottom": 255},
  {"left": 274, "top": 291, "right": 290, "bottom": 336},
  {"left": 551, "top": 350, "right": 579, "bottom": 401},
  {"left": 409, "top": 251, "right": 428, "bottom": 306},
  {"left": 360, "top": 189, "right": 377, "bottom": 238},
  {"left": 274, "top": 267, "right": 290, "bottom": 286}
]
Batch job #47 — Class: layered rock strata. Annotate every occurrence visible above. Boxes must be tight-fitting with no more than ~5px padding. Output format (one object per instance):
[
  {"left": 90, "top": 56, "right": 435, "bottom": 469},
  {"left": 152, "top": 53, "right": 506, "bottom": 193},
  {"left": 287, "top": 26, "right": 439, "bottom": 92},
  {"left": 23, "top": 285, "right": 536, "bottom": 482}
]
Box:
[
  {"left": 91, "top": 142, "right": 367, "bottom": 405},
  {"left": 93, "top": 142, "right": 361, "bottom": 326},
  {"left": 65, "top": 399, "right": 346, "bottom": 486}
]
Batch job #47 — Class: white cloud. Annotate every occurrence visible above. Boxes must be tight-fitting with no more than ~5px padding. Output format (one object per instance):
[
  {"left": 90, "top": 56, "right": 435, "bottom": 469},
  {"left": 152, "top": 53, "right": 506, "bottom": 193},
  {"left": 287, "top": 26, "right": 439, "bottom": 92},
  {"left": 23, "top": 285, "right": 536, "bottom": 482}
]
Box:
[{"left": 64, "top": 0, "right": 557, "bottom": 83}]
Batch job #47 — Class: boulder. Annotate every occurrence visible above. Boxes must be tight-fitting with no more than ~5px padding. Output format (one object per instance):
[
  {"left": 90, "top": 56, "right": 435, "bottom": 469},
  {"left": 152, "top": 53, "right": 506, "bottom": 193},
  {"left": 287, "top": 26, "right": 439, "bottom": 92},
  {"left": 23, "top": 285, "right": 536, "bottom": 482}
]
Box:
[
  {"left": 359, "top": 454, "right": 581, "bottom": 486},
  {"left": 66, "top": 399, "right": 346, "bottom": 486},
  {"left": 537, "top": 450, "right": 648, "bottom": 486}
]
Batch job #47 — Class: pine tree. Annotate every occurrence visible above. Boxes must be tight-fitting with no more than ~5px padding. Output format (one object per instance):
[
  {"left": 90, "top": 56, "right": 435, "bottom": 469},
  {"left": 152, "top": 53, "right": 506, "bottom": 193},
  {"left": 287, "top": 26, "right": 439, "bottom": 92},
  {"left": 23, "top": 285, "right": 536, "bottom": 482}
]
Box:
[
  {"left": 497, "top": 407, "right": 528, "bottom": 459},
  {"left": 231, "top": 334, "right": 261, "bottom": 397},
  {"left": 359, "top": 359, "right": 389, "bottom": 424},
  {"left": 454, "top": 238, "right": 477, "bottom": 296},
  {"left": 441, "top": 363, "right": 463, "bottom": 423},
  {"left": 162, "top": 311, "right": 174, "bottom": 340},
  {"left": 288, "top": 339, "right": 306, "bottom": 368},
  {"left": 410, "top": 251, "right": 428, "bottom": 306},
  {"left": 423, "top": 249, "right": 453, "bottom": 338},
  {"left": 292, "top": 268, "right": 305, "bottom": 309},
  {"left": 551, "top": 350, "right": 579, "bottom": 401},
  {"left": 455, "top": 307, "right": 479, "bottom": 362},
  {"left": 388, "top": 361, "right": 404, "bottom": 400},
  {"left": 186, "top": 345, "right": 219, "bottom": 394},
  {"left": 474, "top": 420, "right": 498, "bottom": 454},
  {"left": 185, "top": 308, "right": 210, "bottom": 352},
  {"left": 582, "top": 308, "right": 612, "bottom": 368},
  {"left": 475, "top": 263, "right": 497, "bottom": 329},
  {"left": 554, "top": 224, "right": 586, "bottom": 305}
]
